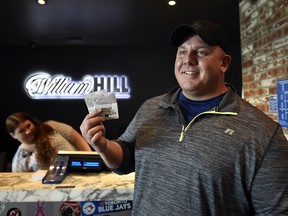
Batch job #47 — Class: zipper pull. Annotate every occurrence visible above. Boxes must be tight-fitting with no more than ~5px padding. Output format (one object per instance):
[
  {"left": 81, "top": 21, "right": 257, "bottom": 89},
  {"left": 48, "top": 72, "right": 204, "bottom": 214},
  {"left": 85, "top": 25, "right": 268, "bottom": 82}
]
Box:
[{"left": 179, "top": 126, "right": 185, "bottom": 142}]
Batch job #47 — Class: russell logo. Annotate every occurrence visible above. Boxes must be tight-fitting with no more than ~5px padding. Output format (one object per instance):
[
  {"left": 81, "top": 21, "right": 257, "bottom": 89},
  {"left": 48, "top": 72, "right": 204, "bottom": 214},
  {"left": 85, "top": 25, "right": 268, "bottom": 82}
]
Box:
[{"left": 224, "top": 128, "right": 235, "bottom": 135}]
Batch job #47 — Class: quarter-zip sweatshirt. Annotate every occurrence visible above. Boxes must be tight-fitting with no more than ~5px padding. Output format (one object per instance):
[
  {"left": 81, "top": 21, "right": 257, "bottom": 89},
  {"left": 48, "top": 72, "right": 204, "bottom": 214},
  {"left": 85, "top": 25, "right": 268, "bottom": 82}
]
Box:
[{"left": 114, "top": 85, "right": 288, "bottom": 216}]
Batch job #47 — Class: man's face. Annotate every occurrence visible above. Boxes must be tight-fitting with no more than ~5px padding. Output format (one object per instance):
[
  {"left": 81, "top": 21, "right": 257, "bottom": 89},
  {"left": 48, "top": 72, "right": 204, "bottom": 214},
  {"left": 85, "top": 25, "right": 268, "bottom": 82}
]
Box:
[{"left": 174, "top": 34, "right": 231, "bottom": 100}]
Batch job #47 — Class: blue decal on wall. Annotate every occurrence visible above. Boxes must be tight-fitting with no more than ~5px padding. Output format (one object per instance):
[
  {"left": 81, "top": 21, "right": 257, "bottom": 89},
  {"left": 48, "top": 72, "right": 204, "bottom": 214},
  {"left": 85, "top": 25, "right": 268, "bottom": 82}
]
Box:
[{"left": 277, "top": 78, "right": 288, "bottom": 128}]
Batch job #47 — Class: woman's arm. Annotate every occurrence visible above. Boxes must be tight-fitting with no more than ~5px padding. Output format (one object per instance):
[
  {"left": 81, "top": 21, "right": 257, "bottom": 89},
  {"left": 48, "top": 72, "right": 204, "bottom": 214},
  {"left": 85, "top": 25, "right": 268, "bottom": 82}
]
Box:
[
  {"left": 46, "top": 120, "right": 92, "bottom": 151},
  {"left": 69, "top": 127, "right": 92, "bottom": 151}
]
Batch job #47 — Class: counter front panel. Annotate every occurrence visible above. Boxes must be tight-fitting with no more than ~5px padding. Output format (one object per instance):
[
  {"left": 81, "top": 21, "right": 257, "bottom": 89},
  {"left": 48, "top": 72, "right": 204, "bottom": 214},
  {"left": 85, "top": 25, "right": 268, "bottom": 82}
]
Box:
[{"left": 0, "top": 171, "right": 134, "bottom": 215}]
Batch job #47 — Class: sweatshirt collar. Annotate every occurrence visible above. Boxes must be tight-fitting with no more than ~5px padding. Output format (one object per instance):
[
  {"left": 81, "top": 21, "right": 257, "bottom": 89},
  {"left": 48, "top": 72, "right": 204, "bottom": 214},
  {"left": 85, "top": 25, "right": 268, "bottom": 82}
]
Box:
[{"left": 159, "top": 84, "right": 239, "bottom": 113}]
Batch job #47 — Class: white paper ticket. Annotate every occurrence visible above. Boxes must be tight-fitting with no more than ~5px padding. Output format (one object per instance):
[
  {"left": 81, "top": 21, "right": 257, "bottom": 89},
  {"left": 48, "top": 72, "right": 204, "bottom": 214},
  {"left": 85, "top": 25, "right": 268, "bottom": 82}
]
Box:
[{"left": 84, "top": 90, "right": 119, "bottom": 120}]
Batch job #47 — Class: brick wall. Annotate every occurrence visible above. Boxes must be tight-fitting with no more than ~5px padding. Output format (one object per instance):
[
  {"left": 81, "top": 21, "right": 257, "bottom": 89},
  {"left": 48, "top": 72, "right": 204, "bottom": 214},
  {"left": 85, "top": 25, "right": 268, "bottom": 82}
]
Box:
[{"left": 239, "top": 0, "right": 288, "bottom": 139}]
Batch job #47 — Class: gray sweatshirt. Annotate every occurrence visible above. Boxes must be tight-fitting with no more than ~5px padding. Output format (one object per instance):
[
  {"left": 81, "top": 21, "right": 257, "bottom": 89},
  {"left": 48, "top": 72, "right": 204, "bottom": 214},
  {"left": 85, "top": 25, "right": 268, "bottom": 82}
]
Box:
[{"left": 114, "top": 85, "right": 288, "bottom": 216}]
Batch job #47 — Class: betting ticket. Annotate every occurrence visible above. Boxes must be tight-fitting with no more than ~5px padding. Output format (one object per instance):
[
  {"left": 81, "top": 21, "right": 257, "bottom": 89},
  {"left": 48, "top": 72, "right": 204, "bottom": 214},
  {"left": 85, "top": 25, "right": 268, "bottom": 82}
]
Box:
[{"left": 84, "top": 90, "right": 119, "bottom": 120}]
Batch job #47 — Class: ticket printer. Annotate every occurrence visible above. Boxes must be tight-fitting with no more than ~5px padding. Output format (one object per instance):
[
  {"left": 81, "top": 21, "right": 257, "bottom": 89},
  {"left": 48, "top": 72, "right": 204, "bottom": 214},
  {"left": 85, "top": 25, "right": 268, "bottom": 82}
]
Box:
[{"left": 42, "top": 151, "right": 109, "bottom": 184}]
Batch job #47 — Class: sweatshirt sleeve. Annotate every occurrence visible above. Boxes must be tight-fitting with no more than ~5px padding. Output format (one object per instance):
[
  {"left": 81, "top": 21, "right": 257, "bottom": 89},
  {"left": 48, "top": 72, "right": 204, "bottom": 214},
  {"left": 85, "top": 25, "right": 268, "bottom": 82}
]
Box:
[
  {"left": 251, "top": 126, "right": 288, "bottom": 215},
  {"left": 111, "top": 110, "right": 139, "bottom": 175}
]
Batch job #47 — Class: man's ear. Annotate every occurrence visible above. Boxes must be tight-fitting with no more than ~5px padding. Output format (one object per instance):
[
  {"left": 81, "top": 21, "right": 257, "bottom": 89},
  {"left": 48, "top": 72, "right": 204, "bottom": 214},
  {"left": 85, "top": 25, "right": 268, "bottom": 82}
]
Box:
[{"left": 221, "top": 55, "right": 232, "bottom": 73}]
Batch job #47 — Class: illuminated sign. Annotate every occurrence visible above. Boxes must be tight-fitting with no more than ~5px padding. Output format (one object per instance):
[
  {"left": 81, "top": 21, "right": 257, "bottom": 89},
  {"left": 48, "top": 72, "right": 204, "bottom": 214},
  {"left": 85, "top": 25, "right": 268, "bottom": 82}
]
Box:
[{"left": 24, "top": 72, "right": 131, "bottom": 99}]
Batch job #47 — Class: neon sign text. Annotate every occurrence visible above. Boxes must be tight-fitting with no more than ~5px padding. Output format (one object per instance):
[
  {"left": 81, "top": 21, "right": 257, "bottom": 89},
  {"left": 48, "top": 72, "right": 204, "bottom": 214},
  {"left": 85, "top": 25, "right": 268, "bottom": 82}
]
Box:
[{"left": 25, "top": 72, "right": 131, "bottom": 99}]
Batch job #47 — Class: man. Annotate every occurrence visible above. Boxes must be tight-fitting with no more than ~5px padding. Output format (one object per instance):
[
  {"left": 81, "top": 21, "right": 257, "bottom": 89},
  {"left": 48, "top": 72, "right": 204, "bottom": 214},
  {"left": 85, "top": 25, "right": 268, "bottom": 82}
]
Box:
[{"left": 80, "top": 20, "right": 288, "bottom": 215}]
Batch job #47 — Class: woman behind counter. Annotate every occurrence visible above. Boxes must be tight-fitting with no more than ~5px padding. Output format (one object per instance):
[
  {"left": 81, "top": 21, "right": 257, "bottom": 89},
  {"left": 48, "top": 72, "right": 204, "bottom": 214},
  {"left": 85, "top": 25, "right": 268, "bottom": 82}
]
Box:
[{"left": 6, "top": 112, "right": 92, "bottom": 172}]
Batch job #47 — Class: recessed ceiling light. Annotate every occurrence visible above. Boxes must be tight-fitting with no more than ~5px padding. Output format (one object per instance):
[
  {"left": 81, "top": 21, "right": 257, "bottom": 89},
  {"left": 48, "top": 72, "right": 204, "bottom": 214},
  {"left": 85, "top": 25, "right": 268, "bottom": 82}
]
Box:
[
  {"left": 38, "top": 0, "right": 47, "bottom": 5},
  {"left": 168, "top": 0, "right": 176, "bottom": 6}
]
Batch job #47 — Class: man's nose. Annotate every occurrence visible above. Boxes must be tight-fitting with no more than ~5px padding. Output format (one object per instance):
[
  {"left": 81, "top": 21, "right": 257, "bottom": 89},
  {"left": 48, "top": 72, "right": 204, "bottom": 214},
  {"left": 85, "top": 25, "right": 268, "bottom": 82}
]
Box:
[{"left": 184, "top": 53, "right": 197, "bottom": 65}]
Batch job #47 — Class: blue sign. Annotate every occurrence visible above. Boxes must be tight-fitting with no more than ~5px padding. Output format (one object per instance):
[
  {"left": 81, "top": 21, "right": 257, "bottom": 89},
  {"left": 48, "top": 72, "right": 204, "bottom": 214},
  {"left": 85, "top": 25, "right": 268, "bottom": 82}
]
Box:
[
  {"left": 269, "top": 95, "right": 277, "bottom": 112},
  {"left": 277, "top": 79, "right": 288, "bottom": 128},
  {"left": 81, "top": 200, "right": 133, "bottom": 215}
]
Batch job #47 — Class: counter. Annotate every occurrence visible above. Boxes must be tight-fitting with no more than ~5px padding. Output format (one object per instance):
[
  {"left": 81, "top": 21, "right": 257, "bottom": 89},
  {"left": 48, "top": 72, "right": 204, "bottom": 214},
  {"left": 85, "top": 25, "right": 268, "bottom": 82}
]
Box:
[{"left": 0, "top": 171, "right": 135, "bottom": 215}]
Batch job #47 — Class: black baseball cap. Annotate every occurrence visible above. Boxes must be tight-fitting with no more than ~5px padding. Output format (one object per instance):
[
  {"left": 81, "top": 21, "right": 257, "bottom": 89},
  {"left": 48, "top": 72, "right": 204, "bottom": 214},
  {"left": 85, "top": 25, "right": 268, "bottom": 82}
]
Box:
[{"left": 169, "top": 19, "right": 229, "bottom": 54}]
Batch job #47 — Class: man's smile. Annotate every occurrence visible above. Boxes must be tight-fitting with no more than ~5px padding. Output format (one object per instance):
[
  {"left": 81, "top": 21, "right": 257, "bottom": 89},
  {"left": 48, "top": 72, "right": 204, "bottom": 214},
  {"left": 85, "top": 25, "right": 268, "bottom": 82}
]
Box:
[{"left": 181, "top": 71, "right": 199, "bottom": 75}]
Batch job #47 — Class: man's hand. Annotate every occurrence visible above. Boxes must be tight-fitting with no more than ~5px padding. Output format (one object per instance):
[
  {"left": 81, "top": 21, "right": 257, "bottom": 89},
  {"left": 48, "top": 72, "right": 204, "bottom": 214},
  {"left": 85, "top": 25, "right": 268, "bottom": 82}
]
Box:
[
  {"left": 80, "top": 109, "right": 107, "bottom": 152},
  {"left": 80, "top": 109, "right": 124, "bottom": 169}
]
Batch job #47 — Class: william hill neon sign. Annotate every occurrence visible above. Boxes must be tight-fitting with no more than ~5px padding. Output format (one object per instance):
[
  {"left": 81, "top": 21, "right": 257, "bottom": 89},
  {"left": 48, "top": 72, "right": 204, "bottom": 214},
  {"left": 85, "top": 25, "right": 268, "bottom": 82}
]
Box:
[{"left": 25, "top": 72, "right": 131, "bottom": 99}]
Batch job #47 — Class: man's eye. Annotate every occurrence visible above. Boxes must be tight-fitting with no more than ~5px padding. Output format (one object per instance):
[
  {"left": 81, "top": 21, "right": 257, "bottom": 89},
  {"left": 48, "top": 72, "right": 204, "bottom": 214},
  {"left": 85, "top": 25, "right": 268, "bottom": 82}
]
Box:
[
  {"left": 197, "top": 50, "right": 209, "bottom": 56},
  {"left": 178, "top": 50, "right": 186, "bottom": 55}
]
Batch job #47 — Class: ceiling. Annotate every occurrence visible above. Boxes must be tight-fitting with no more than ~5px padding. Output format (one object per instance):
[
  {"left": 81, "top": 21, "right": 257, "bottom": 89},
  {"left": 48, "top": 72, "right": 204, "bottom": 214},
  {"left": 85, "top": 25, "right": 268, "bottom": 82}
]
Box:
[{"left": 0, "top": 0, "right": 241, "bottom": 46}]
